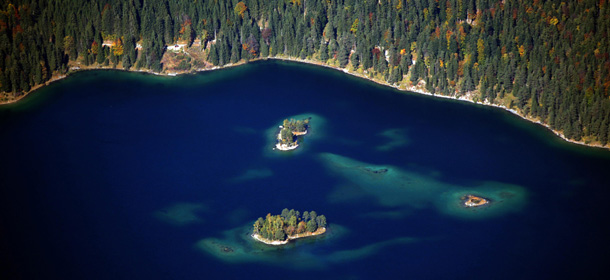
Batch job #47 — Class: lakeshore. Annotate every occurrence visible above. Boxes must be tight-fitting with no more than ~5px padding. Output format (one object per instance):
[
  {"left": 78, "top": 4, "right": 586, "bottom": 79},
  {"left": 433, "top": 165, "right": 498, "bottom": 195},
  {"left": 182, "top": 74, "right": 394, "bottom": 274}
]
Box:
[
  {"left": 251, "top": 227, "right": 327, "bottom": 246},
  {"left": 1, "top": 55, "right": 608, "bottom": 151}
]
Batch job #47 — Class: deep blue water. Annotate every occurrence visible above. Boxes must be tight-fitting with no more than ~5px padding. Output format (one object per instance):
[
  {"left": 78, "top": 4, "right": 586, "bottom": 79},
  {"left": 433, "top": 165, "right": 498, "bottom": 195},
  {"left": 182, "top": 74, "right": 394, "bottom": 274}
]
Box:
[{"left": 1, "top": 61, "right": 610, "bottom": 279}]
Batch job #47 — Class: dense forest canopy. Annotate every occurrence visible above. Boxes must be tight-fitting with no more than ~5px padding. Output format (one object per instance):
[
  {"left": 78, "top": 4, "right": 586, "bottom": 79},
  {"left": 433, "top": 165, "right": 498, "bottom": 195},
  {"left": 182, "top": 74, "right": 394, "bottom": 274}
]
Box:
[
  {"left": 253, "top": 208, "right": 327, "bottom": 241},
  {"left": 1, "top": 0, "right": 609, "bottom": 146},
  {"left": 280, "top": 118, "right": 308, "bottom": 144}
]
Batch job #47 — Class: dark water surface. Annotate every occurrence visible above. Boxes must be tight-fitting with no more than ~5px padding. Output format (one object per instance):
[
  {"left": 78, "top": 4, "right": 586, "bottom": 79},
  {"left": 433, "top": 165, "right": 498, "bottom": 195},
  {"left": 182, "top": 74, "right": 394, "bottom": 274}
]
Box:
[{"left": 1, "top": 61, "right": 609, "bottom": 279}]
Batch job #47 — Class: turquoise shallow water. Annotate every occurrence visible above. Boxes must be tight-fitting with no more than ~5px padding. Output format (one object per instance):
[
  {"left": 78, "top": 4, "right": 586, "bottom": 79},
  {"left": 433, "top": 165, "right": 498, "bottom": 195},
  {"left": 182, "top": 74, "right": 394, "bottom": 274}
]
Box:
[{"left": 1, "top": 61, "right": 610, "bottom": 279}]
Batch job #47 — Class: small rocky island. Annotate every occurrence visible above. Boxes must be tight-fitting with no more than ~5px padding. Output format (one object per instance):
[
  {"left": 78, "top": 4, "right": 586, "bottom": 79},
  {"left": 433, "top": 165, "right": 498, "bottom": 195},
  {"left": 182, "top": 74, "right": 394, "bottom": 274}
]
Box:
[
  {"left": 461, "top": 194, "right": 490, "bottom": 207},
  {"left": 276, "top": 118, "right": 310, "bottom": 151},
  {"left": 252, "top": 208, "right": 327, "bottom": 245}
]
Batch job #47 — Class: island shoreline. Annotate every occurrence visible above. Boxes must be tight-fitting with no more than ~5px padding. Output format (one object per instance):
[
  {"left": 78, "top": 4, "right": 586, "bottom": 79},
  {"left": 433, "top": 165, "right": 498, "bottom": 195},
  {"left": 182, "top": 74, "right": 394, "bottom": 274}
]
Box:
[
  {"left": 2, "top": 56, "right": 607, "bottom": 151},
  {"left": 251, "top": 227, "right": 327, "bottom": 246},
  {"left": 275, "top": 126, "right": 299, "bottom": 151}
]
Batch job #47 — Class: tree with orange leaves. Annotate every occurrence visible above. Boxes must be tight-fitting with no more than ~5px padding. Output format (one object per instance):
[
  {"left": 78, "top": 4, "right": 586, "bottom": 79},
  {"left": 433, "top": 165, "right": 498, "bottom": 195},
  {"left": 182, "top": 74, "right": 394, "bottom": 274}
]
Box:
[
  {"left": 112, "top": 38, "right": 124, "bottom": 56},
  {"left": 234, "top": 2, "right": 247, "bottom": 18},
  {"left": 90, "top": 41, "right": 99, "bottom": 55}
]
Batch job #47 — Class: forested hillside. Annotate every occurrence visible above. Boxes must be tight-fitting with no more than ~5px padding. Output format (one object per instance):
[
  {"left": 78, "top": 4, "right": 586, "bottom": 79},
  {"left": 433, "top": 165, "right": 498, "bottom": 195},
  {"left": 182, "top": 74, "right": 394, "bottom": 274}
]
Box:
[{"left": 1, "top": 0, "right": 609, "bottom": 146}]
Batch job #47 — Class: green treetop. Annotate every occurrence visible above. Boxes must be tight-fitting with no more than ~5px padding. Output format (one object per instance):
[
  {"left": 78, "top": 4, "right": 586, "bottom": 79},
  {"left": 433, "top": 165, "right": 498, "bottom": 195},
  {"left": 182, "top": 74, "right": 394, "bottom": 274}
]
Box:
[
  {"left": 252, "top": 208, "right": 327, "bottom": 242},
  {"left": 279, "top": 118, "right": 310, "bottom": 144}
]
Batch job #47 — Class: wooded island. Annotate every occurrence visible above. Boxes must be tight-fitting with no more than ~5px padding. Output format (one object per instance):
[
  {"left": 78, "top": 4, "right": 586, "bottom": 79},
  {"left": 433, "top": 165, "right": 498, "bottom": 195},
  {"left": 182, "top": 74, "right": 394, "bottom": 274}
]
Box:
[
  {"left": 276, "top": 118, "right": 309, "bottom": 151},
  {"left": 252, "top": 208, "right": 327, "bottom": 245}
]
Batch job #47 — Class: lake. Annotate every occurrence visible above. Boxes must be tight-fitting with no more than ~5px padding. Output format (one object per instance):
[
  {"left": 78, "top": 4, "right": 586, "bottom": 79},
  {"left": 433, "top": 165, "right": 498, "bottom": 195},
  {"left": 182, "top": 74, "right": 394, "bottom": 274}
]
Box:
[{"left": 1, "top": 61, "right": 609, "bottom": 279}]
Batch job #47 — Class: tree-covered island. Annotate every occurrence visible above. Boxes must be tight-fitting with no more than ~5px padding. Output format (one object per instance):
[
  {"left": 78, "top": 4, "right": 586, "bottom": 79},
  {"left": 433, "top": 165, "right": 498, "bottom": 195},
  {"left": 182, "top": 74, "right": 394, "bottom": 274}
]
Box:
[
  {"left": 252, "top": 208, "right": 327, "bottom": 245},
  {"left": 276, "top": 118, "right": 310, "bottom": 151}
]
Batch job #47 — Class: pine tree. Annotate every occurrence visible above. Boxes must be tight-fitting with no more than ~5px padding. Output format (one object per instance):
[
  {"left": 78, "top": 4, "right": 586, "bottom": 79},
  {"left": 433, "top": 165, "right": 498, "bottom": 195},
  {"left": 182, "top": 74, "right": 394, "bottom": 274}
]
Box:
[{"left": 319, "top": 43, "right": 328, "bottom": 61}]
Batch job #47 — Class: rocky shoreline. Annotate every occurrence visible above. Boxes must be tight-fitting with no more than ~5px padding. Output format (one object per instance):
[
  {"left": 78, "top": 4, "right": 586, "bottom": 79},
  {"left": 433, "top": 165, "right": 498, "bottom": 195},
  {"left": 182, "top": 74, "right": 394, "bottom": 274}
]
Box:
[
  {"left": 267, "top": 56, "right": 610, "bottom": 151},
  {"left": 2, "top": 55, "right": 607, "bottom": 151},
  {"left": 251, "top": 227, "right": 326, "bottom": 246},
  {"left": 275, "top": 126, "right": 299, "bottom": 151},
  {"left": 462, "top": 195, "right": 490, "bottom": 207},
  {"left": 275, "top": 120, "right": 308, "bottom": 151}
]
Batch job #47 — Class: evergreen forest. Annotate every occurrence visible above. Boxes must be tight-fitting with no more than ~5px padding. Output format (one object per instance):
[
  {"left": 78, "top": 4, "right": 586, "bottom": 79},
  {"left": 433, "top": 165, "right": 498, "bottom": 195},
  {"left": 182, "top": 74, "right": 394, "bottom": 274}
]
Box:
[
  {"left": 253, "top": 209, "right": 327, "bottom": 241},
  {"left": 280, "top": 118, "right": 309, "bottom": 144},
  {"left": 1, "top": 0, "right": 610, "bottom": 145}
]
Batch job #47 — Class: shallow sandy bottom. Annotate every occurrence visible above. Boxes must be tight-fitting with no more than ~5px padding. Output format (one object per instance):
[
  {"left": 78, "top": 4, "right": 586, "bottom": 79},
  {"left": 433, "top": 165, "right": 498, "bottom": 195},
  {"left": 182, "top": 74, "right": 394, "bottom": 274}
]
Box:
[
  {"left": 318, "top": 153, "right": 527, "bottom": 220},
  {"left": 436, "top": 184, "right": 528, "bottom": 219},
  {"left": 227, "top": 168, "right": 273, "bottom": 183},
  {"left": 154, "top": 202, "right": 208, "bottom": 226},
  {"left": 195, "top": 223, "right": 421, "bottom": 269}
]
